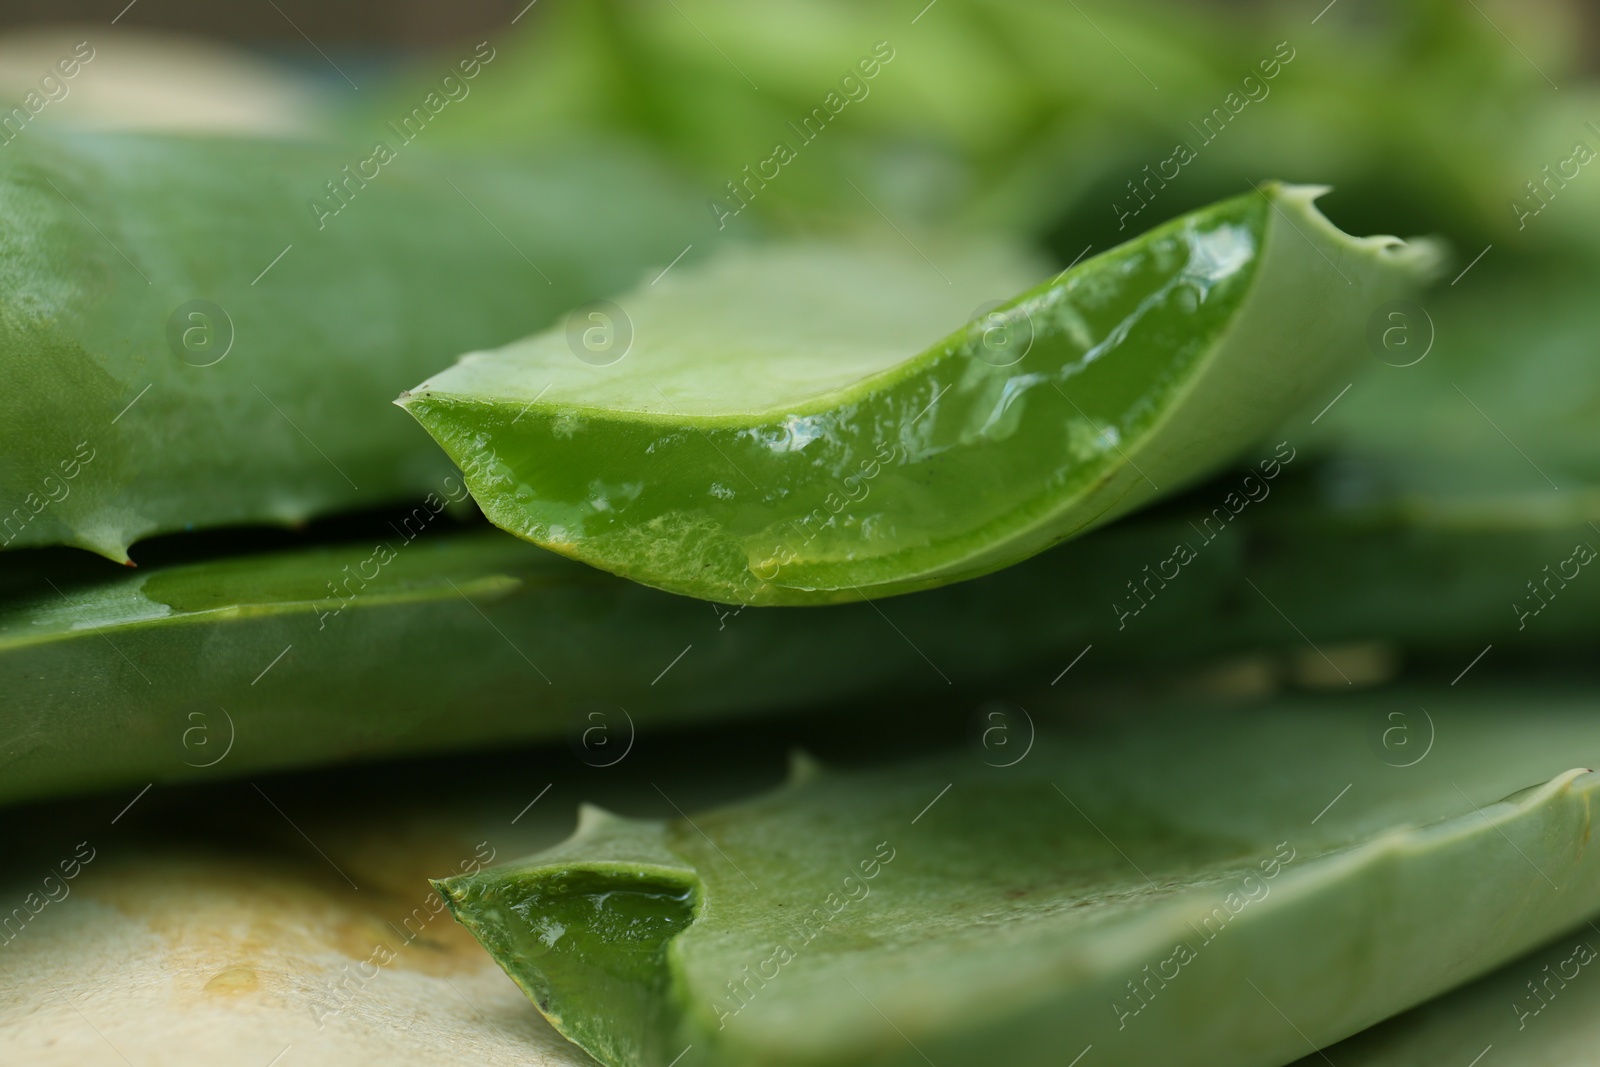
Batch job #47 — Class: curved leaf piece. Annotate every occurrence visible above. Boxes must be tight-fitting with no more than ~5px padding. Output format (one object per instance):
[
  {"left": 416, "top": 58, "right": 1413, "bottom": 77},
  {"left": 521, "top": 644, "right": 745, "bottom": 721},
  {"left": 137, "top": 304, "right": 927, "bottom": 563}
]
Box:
[
  {"left": 0, "top": 130, "right": 699, "bottom": 561},
  {"left": 401, "top": 184, "right": 1438, "bottom": 604},
  {"left": 437, "top": 694, "right": 1600, "bottom": 1067}
]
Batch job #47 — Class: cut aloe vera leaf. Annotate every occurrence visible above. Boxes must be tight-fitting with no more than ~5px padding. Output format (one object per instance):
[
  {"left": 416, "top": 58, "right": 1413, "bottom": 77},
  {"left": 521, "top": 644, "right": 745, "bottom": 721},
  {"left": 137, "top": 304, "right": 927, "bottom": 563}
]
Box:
[
  {"left": 0, "top": 129, "right": 700, "bottom": 561},
  {"left": 1297, "top": 920, "right": 1600, "bottom": 1067},
  {"left": 402, "top": 184, "right": 1438, "bottom": 605},
  {"left": 439, "top": 691, "right": 1600, "bottom": 1067}
]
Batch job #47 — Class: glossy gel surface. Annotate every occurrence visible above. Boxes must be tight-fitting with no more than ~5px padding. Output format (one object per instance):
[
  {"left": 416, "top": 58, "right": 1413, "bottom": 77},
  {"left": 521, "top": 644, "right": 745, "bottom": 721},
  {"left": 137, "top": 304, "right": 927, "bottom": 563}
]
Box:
[{"left": 403, "top": 185, "right": 1436, "bottom": 604}]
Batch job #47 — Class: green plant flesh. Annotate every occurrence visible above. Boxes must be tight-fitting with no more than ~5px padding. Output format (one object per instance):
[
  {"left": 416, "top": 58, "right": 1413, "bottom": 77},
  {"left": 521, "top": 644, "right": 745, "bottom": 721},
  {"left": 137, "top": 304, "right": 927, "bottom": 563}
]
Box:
[
  {"left": 437, "top": 693, "right": 1600, "bottom": 1067},
  {"left": 0, "top": 130, "right": 700, "bottom": 561},
  {"left": 401, "top": 184, "right": 1437, "bottom": 605}
]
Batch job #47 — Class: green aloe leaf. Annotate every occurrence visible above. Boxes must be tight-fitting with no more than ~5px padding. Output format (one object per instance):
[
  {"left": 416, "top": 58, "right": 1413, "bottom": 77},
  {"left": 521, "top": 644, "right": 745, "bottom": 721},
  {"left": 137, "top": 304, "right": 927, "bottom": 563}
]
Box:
[
  {"left": 437, "top": 691, "right": 1600, "bottom": 1067},
  {"left": 1314, "top": 253, "right": 1600, "bottom": 493},
  {"left": 401, "top": 184, "right": 1438, "bottom": 605},
  {"left": 0, "top": 521, "right": 981, "bottom": 808},
  {"left": 3, "top": 507, "right": 1143, "bottom": 807},
  {"left": 1004, "top": 453, "right": 1600, "bottom": 669},
  {"left": 0, "top": 130, "right": 700, "bottom": 561},
  {"left": 1297, "top": 920, "right": 1600, "bottom": 1066},
  {"left": 11, "top": 443, "right": 1596, "bottom": 808}
]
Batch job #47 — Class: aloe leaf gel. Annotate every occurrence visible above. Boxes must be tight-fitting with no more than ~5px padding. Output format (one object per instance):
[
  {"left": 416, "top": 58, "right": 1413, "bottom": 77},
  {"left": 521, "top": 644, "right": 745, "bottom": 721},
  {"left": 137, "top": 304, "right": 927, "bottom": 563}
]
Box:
[{"left": 403, "top": 185, "right": 1437, "bottom": 604}]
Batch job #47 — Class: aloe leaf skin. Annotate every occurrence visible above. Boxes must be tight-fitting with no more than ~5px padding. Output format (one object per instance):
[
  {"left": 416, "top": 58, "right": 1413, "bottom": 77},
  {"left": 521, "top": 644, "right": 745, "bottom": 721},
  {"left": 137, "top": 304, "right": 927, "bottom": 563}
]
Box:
[
  {"left": 1296, "top": 923, "right": 1600, "bottom": 1066},
  {"left": 1313, "top": 253, "right": 1600, "bottom": 493},
  {"left": 0, "top": 524, "right": 982, "bottom": 809},
  {"left": 438, "top": 693, "right": 1600, "bottom": 1067},
  {"left": 0, "top": 514, "right": 1138, "bottom": 809},
  {"left": 1009, "top": 458, "right": 1600, "bottom": 667},
  {"left": 402, "top": 184, "right": 1438, "bottom": 606},
  {"left": 9, "top": 449, "right": 1597, "bottom": 809},
  {"left": 0, "top": 130, "right": 700, "bottom": 562}
]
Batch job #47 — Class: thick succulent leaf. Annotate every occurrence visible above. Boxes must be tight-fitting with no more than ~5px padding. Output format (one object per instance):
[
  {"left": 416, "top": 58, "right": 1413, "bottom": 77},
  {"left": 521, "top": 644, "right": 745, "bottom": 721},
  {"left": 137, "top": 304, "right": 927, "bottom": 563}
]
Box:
[
  {"left": 0, "top": 523, "right": 998, "bottom": 808},
  {"left": 1314, "top": 254, "right": 1600, "bottom": 495},
  {"left": 402, "top": 184, "right": 1437, "bottom": 605},
  {"left": 1009, "top": 452, "right": 1600, "bottom": 668},
  {"left": 1297, "top": 921, "right": 1600, "bottom": 1066},
  {"left": 11, "top": 442, "right": 1597, "bottom": 810},
  {"left": 0, "top": 130, "right": 700, "bottom": 561},
  {"left": 438, "top": 692, "right": 1600, "bottom": 1067}
]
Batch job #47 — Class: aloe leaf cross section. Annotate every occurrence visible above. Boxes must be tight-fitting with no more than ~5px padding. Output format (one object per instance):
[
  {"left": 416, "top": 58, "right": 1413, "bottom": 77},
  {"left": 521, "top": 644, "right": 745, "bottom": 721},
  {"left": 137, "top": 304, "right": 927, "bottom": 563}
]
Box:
[
  {"left": 436, "top": 694, "right": 1600, "bottom": 1067},
  {"left": 402, "top": 183, "right": 1438, "bottom": 604}
]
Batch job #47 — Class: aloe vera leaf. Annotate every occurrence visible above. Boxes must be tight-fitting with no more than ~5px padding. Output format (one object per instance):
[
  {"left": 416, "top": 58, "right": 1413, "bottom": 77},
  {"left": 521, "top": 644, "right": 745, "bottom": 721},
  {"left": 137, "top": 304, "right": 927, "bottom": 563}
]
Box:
[
  {"left": 402, "top": 184, "right": 1438, "bottom": 605},
  {"left": 438, "top": 692, "right": 1600, "bottom": 1067},
  {"left": 0, "top": 523, "right": 961, "bottom": 808},
  {"left": 1314, "top": 254, "right": 1600, "bottom": 493},
  {"left": 2, "top": 511, "right": 1123, "bottom": 808},
  {"left": 0, "top": 130, "right": 700, "bottom": 561},
  {"left": 9, "top": 443, "right": 1597, "bottom": 811},
  {"left": 1012, "top": 456, "right": 1600, "bottom": 666},
  {"left": 1294, "top": 921, "right": 1600, "bottom": 1067}
]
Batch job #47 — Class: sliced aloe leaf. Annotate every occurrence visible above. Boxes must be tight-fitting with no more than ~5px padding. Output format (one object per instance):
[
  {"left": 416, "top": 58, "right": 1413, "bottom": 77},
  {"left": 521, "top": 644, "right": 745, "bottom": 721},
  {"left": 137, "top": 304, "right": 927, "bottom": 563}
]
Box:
[
  {"left": 438, "top": 691, "right": 1600, "bottom": 1067},
  {"left": 0, "top": 130, "right": 699, "bottom": 561},
  {"left": 402, "top": 184, "right": 1437, "bottom": 605}
]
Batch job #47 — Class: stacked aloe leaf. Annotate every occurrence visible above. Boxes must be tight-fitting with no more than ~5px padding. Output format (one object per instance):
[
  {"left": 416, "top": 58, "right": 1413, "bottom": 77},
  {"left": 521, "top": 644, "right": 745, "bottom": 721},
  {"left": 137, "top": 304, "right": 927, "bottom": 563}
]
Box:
[{"left": 4, "top": 1, "right": 1600, "bottom": 1065}]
